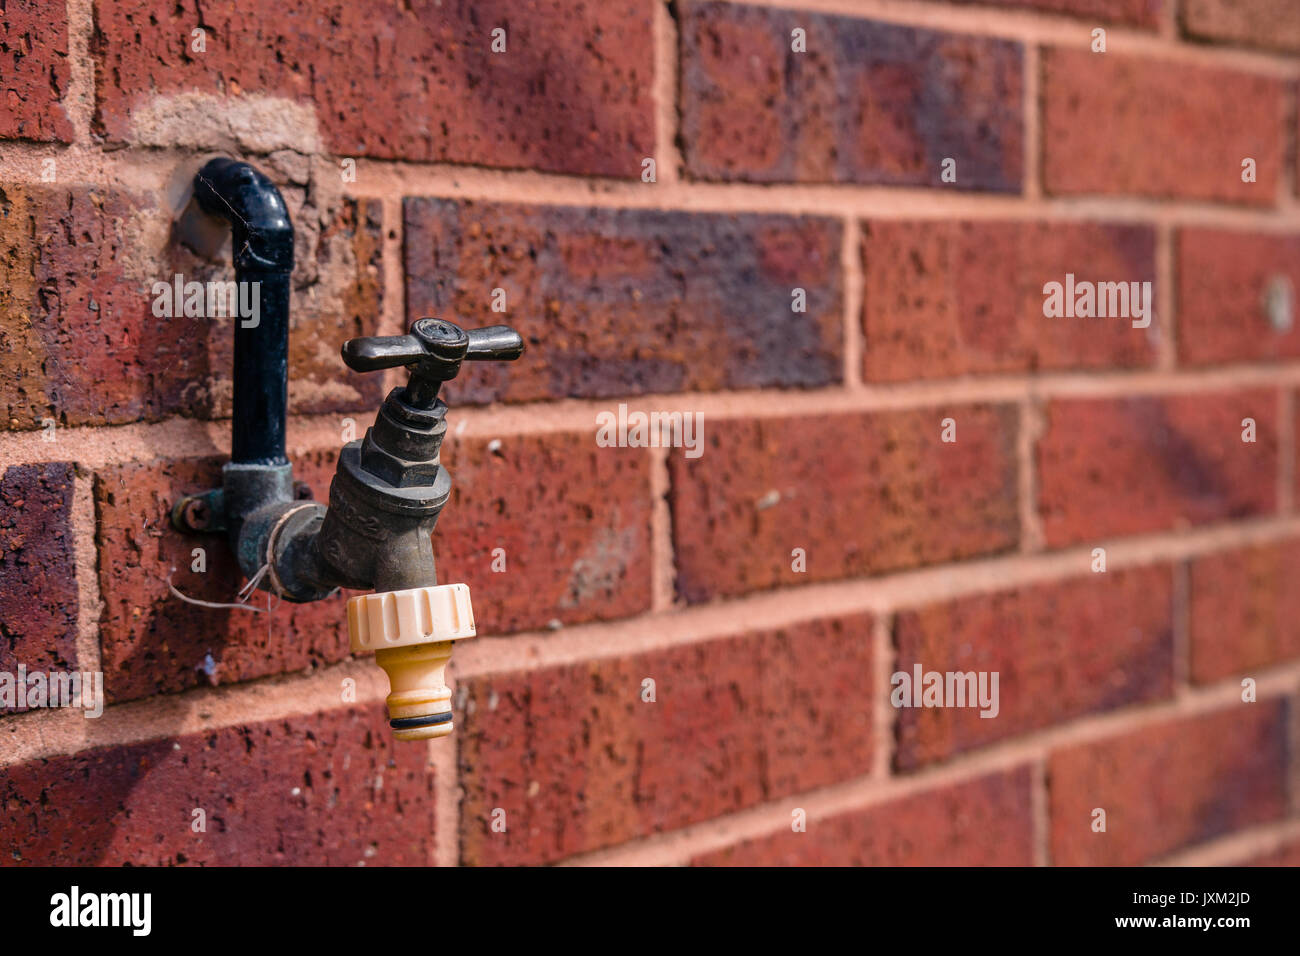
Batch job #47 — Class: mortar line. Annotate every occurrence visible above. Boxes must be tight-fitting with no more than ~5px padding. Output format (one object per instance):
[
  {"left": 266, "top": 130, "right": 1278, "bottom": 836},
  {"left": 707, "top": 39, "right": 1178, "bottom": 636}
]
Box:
[
  {"left": 870, "top": 613, "right": 895, "bottom": 780},
  {"left": 430, "top": 732, "right": 461, "bottom": 867},
  {"left": 841, "top": 217, "right": 864, "bottom": 390},
  {"left": 379, "top": 194, "right": 407, "bottom": 397},
  {"left": 7, "top": 364, "right": 1300, "bottom": 467},
  {"left": 1161, "top": 0, "right": 1179, "bottom": 42},
  {"left": 1017, "top": 397, "right": 1046, "bottom": 553},
  {"left": 70, "top": 467, "right": 104, "bottom": 676},
  {"left": 649, "top": 444, "right": 677, "bottom": 612},
  {"left": 63, "top": 0, "right": 97, "bottom": 146},
  {"left": 653, "top": 0, "right": 684, "bottom": 186},
  {"left": 1032, "top": 756, "right": 1050, "bottom": 867},
  {"left": 1022, "top": 43, "right": 1041, "bottom": 200},
  {"left": 7, "top": 141, "right": 1300, "bottom": 228}
]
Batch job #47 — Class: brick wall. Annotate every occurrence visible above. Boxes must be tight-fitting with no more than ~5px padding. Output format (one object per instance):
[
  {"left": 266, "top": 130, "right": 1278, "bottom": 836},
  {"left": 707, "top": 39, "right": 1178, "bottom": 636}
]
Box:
[{"left": 2, "top": 0, "right": 1299, "bottom": 867}]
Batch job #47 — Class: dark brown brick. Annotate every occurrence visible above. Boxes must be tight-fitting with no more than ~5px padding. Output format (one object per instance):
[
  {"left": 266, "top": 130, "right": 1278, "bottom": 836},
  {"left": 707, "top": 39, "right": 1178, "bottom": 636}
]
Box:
[
  {"left": 459, "top": 614, "right": 874, "bottom": 865},
  {"left": 680, "top": 2, "right": 1023, "bottom": 190},
  {"left": 0, "top": 463, "right": 80, "bottom": 705},
  {"left": 1049, "top": 702, "right": 1288, "bottom": 865},
  {"left": 1176, "top": 230, "right": 1300, "bottom": 367},
  {"left": 1037, "top": 391, "right": 1278, "bottom": 547},
  {"left": 0, "top": 0, "right": 74, "bottom": 142},
  {"left": 895, "top": 566, "right": 1175, "bottom": 768},
  {"left": 403, "top": 199, "right": 843, "bottom": 404},
  {"left": 1043, "top": 50, "right": 1284, "bottom": 205},
  {"left": 1189, "top": 540, "right": 1300, "bottom": 682},
  {"left": 0, "top": 704, "right": 433, "bottom": 865},
  {"left": 671, "top": 406, "right": 1020, "bottom": 603},
  {"left": 92, "top": 0, "right": 654, "bottom": 177},
  {"left": 862, "top": 220, "right": 1157, "bottom": 382},
  {"left": 694, "top": 767, "right": 1035, "bottom": 866}
]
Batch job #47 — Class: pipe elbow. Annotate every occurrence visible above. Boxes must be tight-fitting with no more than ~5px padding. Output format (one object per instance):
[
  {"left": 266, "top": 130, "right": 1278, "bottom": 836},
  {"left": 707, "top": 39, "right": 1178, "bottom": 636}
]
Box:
[{"left": 193, "top": 157, "right": 293, "bottom": 273}]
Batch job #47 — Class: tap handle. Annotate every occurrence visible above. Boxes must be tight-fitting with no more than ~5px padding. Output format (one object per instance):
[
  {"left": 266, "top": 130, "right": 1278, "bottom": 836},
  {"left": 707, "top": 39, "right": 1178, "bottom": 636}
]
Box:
[
  {"left": 341, "top": 319, "right": 524, "bottom": 375},
  {"left": 342, "top": 318, "right": 524, "bottom": 408},
  {"left": 465, "top": 325, "right": 525, "bottom": 361}
]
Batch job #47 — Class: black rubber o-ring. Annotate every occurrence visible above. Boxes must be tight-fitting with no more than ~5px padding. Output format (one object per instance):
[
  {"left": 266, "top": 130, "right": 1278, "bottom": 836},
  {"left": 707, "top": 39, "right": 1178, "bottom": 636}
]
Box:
[{"left": 390, "top": 712, "right": 454, "bottom": 730}]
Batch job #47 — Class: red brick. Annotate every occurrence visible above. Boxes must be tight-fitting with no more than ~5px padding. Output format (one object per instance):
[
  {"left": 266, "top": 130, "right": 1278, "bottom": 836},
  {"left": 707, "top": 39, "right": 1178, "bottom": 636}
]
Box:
[
  {"left": 1037, "top": 391, "right": 1277, "bottom": 547},
  {"left": 0, "top": 187, "right": 382, "bottom": 429},
  {"left": 1177, "top": 230, "right": 1300, "bottom": 367},
  {"left": 1042, "top": 51, "right": 1284, "bottom": 205},
  {"left": 1188, "top": 540, "right": 1300, "bottom": 682},
  {"left": 0, "top": 704, "right": 433, "bottom": 865},
  {"left": 694, "top": 767, "right": 1035, "bottom": 866},
  {"left": 94, "top": 454, "right": 352, "bottom": 704},
  {"left": 0, "top": 463, "right": 80, "bottom": 700},
  {"left": 862, "top": 220, "right": 1157, "bottom": 382},
  {"left": 948, "top": 0, "right": 1162, "bottom": 26},
  {"left": 458, "top": 614, "right": 874, "bottom": 865},
  {"left": 671, "top": 406, "right": 1020, "bottom": 603},
  {"left": 1182, "top": 0, "right": 1300, "bottom": 54},
  {"left": 91, "top": 0, "right": 653, "bottom": 177},
  {"left": 434, "top": 432, "right": 653, "bottom": 634},
  {"left": 679, "top": 2, "right": 1022, "bottom": 190},
  {"left": 895, "top": 566, "right": 1174, "bottom": 769},
  {"left": 0, "top": 0, "right": 74, "bottom": 142},
  {"left": 403, "top": 200, "right": 843, "bottom": 404},
  {"left": 1048, "top": 703, "right": 1288, "bottom": 865}
]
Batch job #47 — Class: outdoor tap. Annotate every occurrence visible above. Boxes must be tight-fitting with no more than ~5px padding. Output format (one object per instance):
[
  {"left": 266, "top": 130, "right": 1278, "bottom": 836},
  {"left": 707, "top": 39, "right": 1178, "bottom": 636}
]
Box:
[{"left": 171, "top": 157, "right": 525, "bottom": 740}]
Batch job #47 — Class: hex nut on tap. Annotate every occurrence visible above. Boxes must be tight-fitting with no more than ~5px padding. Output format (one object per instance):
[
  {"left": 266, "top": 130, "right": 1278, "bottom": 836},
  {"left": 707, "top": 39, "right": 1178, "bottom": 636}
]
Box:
[{"left": 347, "top": 583, "right": 476, "bottom": 740}]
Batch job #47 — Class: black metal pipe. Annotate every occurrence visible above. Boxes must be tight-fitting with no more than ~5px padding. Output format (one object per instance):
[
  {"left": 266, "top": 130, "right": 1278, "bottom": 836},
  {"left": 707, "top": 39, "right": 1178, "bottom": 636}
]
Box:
[{"left": 193, "top": 158, "right": 293, "bottom": 466}]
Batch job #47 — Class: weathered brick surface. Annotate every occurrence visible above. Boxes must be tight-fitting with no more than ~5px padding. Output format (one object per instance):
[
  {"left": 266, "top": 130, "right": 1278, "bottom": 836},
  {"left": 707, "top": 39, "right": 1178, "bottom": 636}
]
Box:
[
  {"left": 1188, "top": 541, "right": 1300, "bottom": 682},
  {"left": 0, "top": 704, "right": 433, "bottom": 865},
  {"left": 1048, "top": 703, "right": 1288, "bottom": 865},
  {"left": 0, "top": 0, "right": 75, "bottom": 142},
  {"left": 1182, "top": 0, "right": 1300, "bottom": 53},
  {"left": 671, "top": 407, "right": 1020, "bottom": 603},
  {"left": 1037, "top": 391, "right": 1277, "bottom": 547},
  {"left": 0, "top": 187, "right": 383, "bottom": 429},
  {"left": 862, "top": 220, "right": 1157, "bottom": 382},
  {"left": 679, "top": 2, "right": 1023, "bottom": 190},
  {"left": 948, "top": 0, "right": 1162, "bottom": 25},
  {"left": 694, "top": 767, "right": 1035, "bottom": 866},
  {"left": 1176, "top": 230, "right": 1300, "bottom": 367},
  {"left": 94, "top": 454, "right": 350, "bottom": 704},
  {"left": 1042, "top": 51, "right": 1284, "bottom": 205},
  {"left": 434, "top": 431, "right": 654, "bottom": 633},
  {"left": 91, "top": 0, "right": 653, "bottom": 177},
  {"left": 0, "top": 463, "right": 80, "bottom": 702},
  {"left": 894, "top": 566, "right": 1174, "bottom": 769},
  {"left": 404, "top": 199, "right": 843, "bottom": 404},
  {"left": 458, "top": 613, "right": 874, "bottom": 865}
]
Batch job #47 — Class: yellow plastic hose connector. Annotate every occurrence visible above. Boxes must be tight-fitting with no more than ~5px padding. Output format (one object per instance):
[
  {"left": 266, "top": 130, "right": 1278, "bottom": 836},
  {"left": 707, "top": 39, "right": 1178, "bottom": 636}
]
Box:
[{"left": 347, "top": 583, "right": 476, "bottom": 740}]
